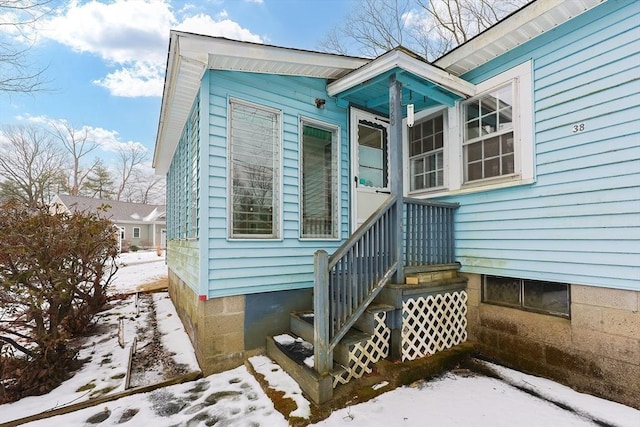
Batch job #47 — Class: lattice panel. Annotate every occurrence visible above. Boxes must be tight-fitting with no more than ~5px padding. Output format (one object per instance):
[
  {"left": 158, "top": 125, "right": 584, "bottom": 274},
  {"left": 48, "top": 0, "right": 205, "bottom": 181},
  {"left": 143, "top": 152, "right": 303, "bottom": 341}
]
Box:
[
  {"left": 333, "top": 312, "right": 390, "bottom": 387},
  {"left": 401, "top": 291, "right": 468, "bottom": 362}
]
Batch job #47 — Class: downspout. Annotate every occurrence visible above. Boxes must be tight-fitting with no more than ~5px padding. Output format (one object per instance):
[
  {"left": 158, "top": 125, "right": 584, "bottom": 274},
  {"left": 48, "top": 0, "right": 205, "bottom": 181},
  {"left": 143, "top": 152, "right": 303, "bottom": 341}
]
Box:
[{"left": 389, "top": 74, "right": 404, "bottom": 284}]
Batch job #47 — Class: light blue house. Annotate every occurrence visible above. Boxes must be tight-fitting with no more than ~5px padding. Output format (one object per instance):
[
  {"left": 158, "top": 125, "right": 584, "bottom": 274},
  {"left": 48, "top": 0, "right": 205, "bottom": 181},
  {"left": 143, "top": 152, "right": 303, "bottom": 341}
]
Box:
[{"left": 154, "top": 0, "right": 639, "bottom": 407}]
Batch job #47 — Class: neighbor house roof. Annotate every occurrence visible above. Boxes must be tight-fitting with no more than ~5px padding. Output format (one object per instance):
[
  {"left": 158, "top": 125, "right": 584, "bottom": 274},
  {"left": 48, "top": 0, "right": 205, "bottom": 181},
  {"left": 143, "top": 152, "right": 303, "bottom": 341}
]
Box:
[{"left": 53, "top": 195, "right": 165, "bottom": 224}]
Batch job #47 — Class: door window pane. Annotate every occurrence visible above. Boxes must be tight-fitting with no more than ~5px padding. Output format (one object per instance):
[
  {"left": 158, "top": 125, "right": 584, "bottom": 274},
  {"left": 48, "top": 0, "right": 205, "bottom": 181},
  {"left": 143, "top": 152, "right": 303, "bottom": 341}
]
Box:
[{"left": 358, "top": 123, "right": 387, "bottom": 188}]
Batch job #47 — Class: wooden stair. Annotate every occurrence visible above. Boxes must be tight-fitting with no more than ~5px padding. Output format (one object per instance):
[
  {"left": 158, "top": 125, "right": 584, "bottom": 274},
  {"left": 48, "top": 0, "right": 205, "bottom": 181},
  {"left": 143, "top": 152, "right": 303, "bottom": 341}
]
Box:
[{"left": 266, "top": 303, "right": 394, "bottom": 404}]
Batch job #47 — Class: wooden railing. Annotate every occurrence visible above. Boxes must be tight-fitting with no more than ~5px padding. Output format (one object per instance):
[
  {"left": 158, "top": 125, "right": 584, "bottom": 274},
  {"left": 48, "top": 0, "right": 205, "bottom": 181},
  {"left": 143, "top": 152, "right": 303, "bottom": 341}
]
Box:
[
  {"left": 313, "top": 196, "right": 458, "bottom": 375},
  {"left": 404, "top": 198, "right": 459, "bottom": 268}
]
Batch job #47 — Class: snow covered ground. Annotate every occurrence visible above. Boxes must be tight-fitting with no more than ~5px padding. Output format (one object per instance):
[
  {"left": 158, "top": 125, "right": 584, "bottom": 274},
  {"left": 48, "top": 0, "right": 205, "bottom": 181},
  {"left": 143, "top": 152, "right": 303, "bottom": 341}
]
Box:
[{"left": 1, "top": 251, "right": 638, "bottom": 426}]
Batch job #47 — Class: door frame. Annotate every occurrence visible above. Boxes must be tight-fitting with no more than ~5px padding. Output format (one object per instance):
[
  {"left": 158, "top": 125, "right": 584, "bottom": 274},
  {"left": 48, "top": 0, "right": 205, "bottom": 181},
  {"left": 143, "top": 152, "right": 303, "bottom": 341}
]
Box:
[{"left": 349, "top": 107, "right": 390, "bottom": 232}]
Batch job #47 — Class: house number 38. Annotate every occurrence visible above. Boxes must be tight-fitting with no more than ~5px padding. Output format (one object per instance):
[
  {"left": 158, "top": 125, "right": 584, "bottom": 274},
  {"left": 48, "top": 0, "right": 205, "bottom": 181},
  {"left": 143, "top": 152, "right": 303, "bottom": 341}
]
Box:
[{"left": 572, "top": 123, "right": 586, "bottom": 133}]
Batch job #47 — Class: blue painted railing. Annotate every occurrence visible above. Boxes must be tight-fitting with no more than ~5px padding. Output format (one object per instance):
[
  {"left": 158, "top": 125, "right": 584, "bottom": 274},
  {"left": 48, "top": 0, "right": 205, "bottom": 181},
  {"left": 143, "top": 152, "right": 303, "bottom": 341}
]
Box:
[
  {"left": 313, "top": 196, "right": 458, "bottom": 375},
  {"left": 404, "top": 198, "right": 459, "bottom": 267}
]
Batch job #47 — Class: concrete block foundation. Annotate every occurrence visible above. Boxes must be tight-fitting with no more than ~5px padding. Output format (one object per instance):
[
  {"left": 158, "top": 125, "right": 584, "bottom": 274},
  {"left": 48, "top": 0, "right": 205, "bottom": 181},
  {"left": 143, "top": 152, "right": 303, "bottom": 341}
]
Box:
[{"left": 464, "top": 273, "right": 640, "bottom": 409}]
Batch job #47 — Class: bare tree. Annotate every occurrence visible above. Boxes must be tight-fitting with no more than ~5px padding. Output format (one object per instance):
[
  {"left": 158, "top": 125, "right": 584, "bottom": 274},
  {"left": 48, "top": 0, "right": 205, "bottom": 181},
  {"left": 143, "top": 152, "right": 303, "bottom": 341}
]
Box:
[
  {"left": 48, "top": 120, "right": 99, "bottom": 195},
  {"left": 320, "top": 0, "right": 529, "bottom": 61},
  {"left": 0, "top": 0, "right": 52, "bottom": 93},
  {"left": 0, "top": 125, "right": 65, "bottom": 206},
  {"left": 114, "top": 143, "right": 147, "bottom": 201}
]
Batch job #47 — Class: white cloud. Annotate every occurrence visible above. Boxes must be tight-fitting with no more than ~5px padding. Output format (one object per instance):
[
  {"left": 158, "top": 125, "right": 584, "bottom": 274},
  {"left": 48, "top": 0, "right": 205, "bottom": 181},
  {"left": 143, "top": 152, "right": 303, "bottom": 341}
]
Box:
[
  {"left": 93, "top": 61, "right": 165, "bottom": 98},
  {"left": 175, "top": 14, "right": 263, "bottom": 43},
  {"left": 34, "top": 0, "right": 263, "bottom": 98},
  {"left": 245, "top": 0, "right": 264, "bottom": 4},
  {"left": 20, "top": 114, "right": 147, "bottom": 154}
]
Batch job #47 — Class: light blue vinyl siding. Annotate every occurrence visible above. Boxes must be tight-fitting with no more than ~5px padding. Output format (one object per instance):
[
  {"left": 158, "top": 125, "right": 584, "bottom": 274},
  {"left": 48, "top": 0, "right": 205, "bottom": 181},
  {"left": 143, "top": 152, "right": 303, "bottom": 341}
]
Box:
[
  {"left": 166, "top": 96, "right": 200, "bottom": 294},
  {"left": 438, "top": 0, "right": 640, "bottom": 291},
  {"left": 203, "top": 71, "right": 350, "bottom": 298}
]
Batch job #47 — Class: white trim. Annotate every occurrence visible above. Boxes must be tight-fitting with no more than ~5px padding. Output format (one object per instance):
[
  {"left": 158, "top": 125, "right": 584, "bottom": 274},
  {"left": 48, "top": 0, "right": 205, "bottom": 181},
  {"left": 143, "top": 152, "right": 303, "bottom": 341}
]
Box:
[
  {"left": 328, "top": 49, "right": 476, "bottom": 99},
  {"left": 403, "top": 108, "right": 449, "bottom": 196},
  {"left": 434, "top": 0, "right": 604, "bottom": 75},
  {"left": 298, "top": 116, "right": 341, "bottom": 240},
  {"left": 403, "top": 60, "right": 534, "bottom": 198}
]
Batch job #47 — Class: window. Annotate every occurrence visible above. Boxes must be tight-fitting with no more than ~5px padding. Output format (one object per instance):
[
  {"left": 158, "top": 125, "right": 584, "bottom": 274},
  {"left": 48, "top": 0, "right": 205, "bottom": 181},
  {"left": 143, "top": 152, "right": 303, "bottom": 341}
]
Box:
[
  {"left": 482, "top": 275, "right": 570, "bottom": 318},
  {"left": 119, "top": 227, "right": 125, "bottom": 240},
  {"left": 463, "top": 84, "right": 515, "bottom": 182},
  {"left": 357, "top": 121, "right": 388, "bottom": 188},
  {"left": 133, "top": 227, "right": 140, "bottom": 238},
  {"left": 300, "top": 120, "right": 339, "bottom": 239},
  {"left": 229, "top": 99, "right": 281, "bottom": 238},
  {"left": 409, "top": 113, "right": 444, "bottom": 191}
]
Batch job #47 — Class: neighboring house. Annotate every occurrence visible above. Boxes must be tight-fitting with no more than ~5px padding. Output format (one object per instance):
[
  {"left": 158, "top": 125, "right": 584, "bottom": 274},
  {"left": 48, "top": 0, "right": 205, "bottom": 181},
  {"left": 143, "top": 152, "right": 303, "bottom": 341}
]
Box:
[
  {"left": 51, "top": 194, "right": 166, "bottom": 251},
  {"left": 153, "top": 0, "right": 639, "bottom": 407}
]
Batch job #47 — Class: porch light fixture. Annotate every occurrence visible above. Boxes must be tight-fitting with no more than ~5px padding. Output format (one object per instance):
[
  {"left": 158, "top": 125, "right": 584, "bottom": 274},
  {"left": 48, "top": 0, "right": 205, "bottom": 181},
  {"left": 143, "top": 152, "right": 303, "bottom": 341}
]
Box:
[
  {"left": 407, "top": 103, "right": 415, "bottom": 127},
  {"left": 315, "top": 98, "right": 326, "bottom": 109}
]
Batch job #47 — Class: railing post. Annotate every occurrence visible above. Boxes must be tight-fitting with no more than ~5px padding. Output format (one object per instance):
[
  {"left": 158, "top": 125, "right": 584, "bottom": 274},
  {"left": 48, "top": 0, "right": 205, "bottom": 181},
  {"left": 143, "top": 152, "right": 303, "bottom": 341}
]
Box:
[
  {"left": 314, "top": 250, "right": 331, "bottom": 375},
  {"left": 389, "top": 74, "right": 404, "bottom": 284}
]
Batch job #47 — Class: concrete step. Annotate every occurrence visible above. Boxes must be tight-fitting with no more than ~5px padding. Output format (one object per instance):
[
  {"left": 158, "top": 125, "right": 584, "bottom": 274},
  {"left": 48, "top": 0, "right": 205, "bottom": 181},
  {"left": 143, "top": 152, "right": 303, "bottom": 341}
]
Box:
[
  {"left": 290, "top": 307, "right": 391, "bottom": 368},
  {"left": 265, "top": 333, "right": 344, "bottom": 404}
]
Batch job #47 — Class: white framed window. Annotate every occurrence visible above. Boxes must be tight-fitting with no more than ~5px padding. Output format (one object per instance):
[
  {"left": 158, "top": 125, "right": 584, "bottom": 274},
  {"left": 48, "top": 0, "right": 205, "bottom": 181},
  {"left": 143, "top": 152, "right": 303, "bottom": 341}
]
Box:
[
  {"left": 228, "top": 98, "right": 281, "bottom": 239},
  {"left": 463, "top": 83, "right": 515, "bottom": 182},
  {"left": 133, "top": 227, "right": 140, "bottom": 238},
  {"left": 406, "top": 61, "right": 533, "bottom": 197},
  {"left": 409, "top": 112, "right": 445, "bottom": 192},
  {"left": 300, "top": 118, "right": 339, "bottom": 239}
]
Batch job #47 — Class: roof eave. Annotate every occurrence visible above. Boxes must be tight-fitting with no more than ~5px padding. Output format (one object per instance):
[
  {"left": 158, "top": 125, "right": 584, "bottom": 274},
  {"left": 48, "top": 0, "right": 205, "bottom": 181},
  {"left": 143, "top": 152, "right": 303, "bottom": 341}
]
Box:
[
  {"left": 153, "top": 32, "right": 369, "bottom": 175},
  {"left": 327, "top": 49, "right": 476, "bottom": 99},
  {"left": 434, "top": 0, "right": 605, "bottom": 75}
]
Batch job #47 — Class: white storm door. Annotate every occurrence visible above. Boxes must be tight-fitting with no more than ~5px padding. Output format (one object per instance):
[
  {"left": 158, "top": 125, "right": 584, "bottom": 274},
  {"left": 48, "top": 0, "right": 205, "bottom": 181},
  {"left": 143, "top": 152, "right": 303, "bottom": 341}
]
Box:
[{"left": 350, "top": 109, "right": 390, "bottom": 231}]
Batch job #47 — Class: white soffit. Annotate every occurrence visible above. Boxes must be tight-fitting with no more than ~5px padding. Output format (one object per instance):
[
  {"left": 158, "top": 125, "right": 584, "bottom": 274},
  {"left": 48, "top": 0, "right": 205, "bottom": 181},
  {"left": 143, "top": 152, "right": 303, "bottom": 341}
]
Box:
[
  {"left": 153, "top": 32, "right": 368, "bottom": 173},
  {"left": 327, "top": 49, "right": 476, "bottom": 99},
  {"left": 434, "top": 0, "right": 605, "bottom": 76}
]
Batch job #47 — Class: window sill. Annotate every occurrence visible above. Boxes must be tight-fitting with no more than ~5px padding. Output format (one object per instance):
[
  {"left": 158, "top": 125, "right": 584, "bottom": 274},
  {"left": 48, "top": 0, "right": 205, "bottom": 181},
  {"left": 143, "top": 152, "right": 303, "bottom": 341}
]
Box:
[{"left": 412, "top": 176, "right": 535, "bottom": 199}]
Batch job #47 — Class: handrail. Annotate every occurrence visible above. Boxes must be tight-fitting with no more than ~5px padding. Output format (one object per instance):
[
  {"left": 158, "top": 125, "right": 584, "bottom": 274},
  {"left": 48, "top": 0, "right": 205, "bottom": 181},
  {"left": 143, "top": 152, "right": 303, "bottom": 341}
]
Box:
[
  {"left": 314, "top": 195, "right": 399, "bottom": 375},
  {"left": 313, "top": 195, "right": 459, "bottom": 376}
]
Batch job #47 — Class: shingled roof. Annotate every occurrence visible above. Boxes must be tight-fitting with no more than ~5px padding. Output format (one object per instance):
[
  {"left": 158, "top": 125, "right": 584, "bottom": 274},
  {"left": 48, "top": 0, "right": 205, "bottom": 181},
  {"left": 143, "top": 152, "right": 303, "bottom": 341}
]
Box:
[{"left": 55, "top": 195, "right": 165, "bottom": 223}]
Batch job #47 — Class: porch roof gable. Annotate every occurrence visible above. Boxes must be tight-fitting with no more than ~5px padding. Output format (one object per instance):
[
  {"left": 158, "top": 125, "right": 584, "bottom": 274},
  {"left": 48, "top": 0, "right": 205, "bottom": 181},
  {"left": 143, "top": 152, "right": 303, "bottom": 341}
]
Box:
[{"left": 326, "top": 48, "right": 476, "bottom": 113}]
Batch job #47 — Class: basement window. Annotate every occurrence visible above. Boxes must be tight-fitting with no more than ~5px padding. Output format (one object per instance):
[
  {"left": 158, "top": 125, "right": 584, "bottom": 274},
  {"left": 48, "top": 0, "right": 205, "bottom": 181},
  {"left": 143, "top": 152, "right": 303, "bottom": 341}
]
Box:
[{"left": 482, "top": 275, "right": 570, "bottom": 318}]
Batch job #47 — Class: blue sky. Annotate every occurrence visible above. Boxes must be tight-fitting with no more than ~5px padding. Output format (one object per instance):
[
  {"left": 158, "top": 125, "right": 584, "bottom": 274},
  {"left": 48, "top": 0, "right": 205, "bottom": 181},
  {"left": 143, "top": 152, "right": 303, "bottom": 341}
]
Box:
[{"left": 0, "top": 0, "right": 355, "bottom": 167}]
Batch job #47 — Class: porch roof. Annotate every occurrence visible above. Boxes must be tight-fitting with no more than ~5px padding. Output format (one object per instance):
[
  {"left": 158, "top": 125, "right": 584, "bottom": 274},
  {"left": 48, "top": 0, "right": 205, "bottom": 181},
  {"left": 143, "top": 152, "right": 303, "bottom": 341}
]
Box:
[{"left": 327, "top": 48, "right": 476, "bottom": 115}]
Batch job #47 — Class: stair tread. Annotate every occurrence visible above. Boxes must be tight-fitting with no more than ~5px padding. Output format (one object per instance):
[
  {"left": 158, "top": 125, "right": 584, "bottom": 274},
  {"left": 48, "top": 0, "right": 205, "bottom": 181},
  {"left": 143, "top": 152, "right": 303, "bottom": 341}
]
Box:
[{"left": 273, "top": 333, "right": 313, "bottom": 366}]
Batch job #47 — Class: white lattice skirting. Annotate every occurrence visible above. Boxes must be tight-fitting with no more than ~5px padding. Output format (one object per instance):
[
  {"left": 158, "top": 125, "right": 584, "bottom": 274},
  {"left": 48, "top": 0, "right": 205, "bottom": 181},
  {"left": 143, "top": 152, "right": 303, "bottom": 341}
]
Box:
[
  {"left": 333, "top": 312, "right": 390, "bottom": 387},
  {"left": 401, "top": 291, "right": 468, "bottom": 362}
]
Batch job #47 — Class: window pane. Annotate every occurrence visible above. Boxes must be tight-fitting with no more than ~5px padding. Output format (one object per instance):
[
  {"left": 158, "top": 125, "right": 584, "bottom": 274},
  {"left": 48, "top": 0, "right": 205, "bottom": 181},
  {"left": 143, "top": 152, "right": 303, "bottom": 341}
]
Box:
[
  {"left": 230, "top": 101, "right": 279, "bottom": 237},
  {"left": 484, "top": 276, "right": 520, "bottom": 306},
  {"left": 467, "top": 142, "right": 482, "bottom": 162},
  {"left": 358, "top": 123, "right": 387, "bottom": 188},
  {"left": 523, "top": 280, "right": 569, "bottom": 316},
  {"left": 409, "top": 114, "right": 444, "bottom": 190},
  {"left": 484, "top": 136, "right": 500, "bottom": 158},
  {"left": 302, "top": 124, "right": 336, "bottom": 238},
  {"left": 485, "top": 157, "right": 501, "bottom": 178},
  {"left": 463, "top": 83, "right": 516, "bottom": 182}
]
